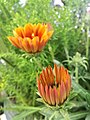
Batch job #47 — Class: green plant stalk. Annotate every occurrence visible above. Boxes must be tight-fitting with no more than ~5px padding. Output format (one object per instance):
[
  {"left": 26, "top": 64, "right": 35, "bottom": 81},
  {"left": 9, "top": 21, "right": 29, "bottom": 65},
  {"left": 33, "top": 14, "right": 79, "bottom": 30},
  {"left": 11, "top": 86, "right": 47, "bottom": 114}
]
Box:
[
  {"left": 64, "top": 47, "right": 70, "bottom": 67},
  {"left": 86, "top": 26, "right": 90, "bottom": 59},
  {"left": 1, "top": 57, "right": 15, "bottom": 68},
  {"left": 60, "top": 109, "right": 70, "bottom": 120},
  {"left": 75, "top": 63, "right": 79, "bottom": 83},
  {"left": 32, "top": 87, "right": 36, "bottom": 106}
]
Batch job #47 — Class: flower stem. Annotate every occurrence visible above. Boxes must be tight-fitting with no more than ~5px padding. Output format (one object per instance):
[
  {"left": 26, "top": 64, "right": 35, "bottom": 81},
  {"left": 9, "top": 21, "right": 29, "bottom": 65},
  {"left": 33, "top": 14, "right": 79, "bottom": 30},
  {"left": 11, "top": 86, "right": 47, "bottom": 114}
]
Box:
[
  {"left": 75, "top": 63, "right": 78, "bottom": 83},
  {"left": 64, "top": 47, "right": 70, "bottom": 67},
  {"left": 86, "top": 26, "right": 90, "bottom": 59}
]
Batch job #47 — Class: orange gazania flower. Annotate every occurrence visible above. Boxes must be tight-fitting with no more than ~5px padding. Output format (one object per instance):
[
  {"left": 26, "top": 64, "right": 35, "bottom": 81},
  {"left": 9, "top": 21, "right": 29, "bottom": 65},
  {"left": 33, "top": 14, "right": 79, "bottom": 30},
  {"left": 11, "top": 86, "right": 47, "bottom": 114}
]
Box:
[
  {"left": 8, "top": 23, "right": 54, "bottom": 53},
  {"left": 37, "top": 64, "right": 71, "bottom": 106}
]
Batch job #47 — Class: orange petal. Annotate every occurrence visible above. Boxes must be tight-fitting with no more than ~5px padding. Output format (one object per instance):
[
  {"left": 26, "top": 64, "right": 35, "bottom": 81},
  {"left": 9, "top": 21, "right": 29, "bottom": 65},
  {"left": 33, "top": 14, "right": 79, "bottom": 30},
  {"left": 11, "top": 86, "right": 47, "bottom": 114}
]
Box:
[
  {"left": 27, "top": 39, "right": 34, "bottom": 53},
  {"left": 37, "top": 79, "right": 42, "bottom": 96},
  {"left": 14, "top": 27, "right": 24, "bottom": 38},
  {"left": 22, "top": 38, "right": 31, "bottom": 52},
  {"left": 40, "top": 84, "right": 46, "bottom": 101},
  {"left": 54, "top": 86, "right": 59, "bottom": 105},
  {"left": 38, "top": 24, "right": 46, "bottom": 39},
  {"left": 48, "top": 66, "right": 55, "bottom": 85},
  {"left": 17, "top": 37, "right": 26, "bottom": 50},
  {"left": 45, "top": 85, "right": 51, "bottom": 104},
  {"left": 33, "top": 23, "right": 41, "bottom": 36},
  {"left": 41, "top": 31, "right": 48, "bottom": 43},
  {"left": 57, "top": 84, "right": 61, "bottom": 104},
  {"left": 38, "top": 40, "right": 45, "bottom": 51},
  {"left": 60, "top": 66, "right": 66, "bottom": 83},
  {"left": 60, "top": 81, "right": 66, "bottom": 104},
  {"left": 8, "top": 36, "right": 20, "bottom": 48},
  {"left": 32, "top": 37, "right": 39, "bottom": 53},
  {"left": 42, "top": 69, "right": 50, "bottom": 86},
  {"left": 54, "top": 64, "right": 60, "bottom": 84},
  {"left": 65, "top": 79, "right": 71, "bottom": 97},
  {"left": 49, "top": 86, "right": 55, "bottom": 105},
  {"left": 24, "top": 24, "right": 33, "bottom": 38},
  {"left": 47, "top": 30, "right": 54, "bottom": 39},
  {"left": 43, "top": 67, "right": 53, "bottom": 86},
  {"left": 39, "top": 73, "right": 46, "bottom": 86}
]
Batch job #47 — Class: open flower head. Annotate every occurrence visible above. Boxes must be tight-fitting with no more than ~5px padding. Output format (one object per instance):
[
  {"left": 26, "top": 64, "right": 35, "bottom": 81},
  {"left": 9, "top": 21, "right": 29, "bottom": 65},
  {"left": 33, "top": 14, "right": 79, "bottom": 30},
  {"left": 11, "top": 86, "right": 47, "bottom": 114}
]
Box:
[
  {"left": 8, "top": 23, "right": 54, "bottom": 53},
  {"left": 37, "top": 64, "right": 71, "bottom": 106}
]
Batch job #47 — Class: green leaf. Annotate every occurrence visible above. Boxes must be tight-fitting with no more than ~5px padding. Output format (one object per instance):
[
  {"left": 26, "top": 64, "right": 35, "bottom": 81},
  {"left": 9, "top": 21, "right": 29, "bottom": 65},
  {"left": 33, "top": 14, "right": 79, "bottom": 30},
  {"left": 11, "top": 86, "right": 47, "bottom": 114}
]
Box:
[
  {"left": 12, "top": 106, "right": 42, "bottom": 120},
  {"left": 13, "top": 110, "right": 37, "bottom": 120},
  {"left": 72, "top": 80, "right": 88, "bottom": 98},
  {"left": 60, "top": 109, "right": 70, "bottom": 120},
  {"left": 86, "top": 93, "right": 90, "bottom": 106},
  {"left": 0, "top": 38, "right": 8, "bottom": 53},
  {"left": 70, "top": 111, "right": 89, "bottom": 120},
  {"left": 85, "top": 113, "right": 90, "bottom": 120}
]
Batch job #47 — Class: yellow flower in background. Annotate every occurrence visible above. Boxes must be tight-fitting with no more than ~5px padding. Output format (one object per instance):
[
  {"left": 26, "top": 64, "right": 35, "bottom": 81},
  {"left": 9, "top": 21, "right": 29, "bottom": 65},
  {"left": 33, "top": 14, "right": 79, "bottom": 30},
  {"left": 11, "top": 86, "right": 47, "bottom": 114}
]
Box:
[
  {"left": 37, "top": 64, "right": 71, "bottom": 106},
  {"left": 8, "top": 23, "right": 54, "bottom": 53}
]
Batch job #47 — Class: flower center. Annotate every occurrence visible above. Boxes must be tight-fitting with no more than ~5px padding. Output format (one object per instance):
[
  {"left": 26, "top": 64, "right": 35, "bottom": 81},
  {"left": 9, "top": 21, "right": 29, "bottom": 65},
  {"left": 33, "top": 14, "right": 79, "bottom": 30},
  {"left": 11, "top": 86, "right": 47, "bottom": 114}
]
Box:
[
  {"left": 31, "top": 33, "right": 35, "bottom": 38},
  {"left": 51, "top": 83, "right": 59, "bottom": 88}
]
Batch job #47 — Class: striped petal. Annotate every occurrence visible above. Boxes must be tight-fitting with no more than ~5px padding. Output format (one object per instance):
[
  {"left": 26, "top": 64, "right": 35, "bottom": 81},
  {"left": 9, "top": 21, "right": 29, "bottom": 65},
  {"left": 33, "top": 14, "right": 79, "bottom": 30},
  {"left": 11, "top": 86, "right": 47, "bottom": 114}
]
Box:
[
  {"left": 45, "top": 85, "right": 51, "bottom": 104},
  {"left": 13, "top": 27, "right": 24, "bottom": 38},
  {"left": 32, "top": 37, "right": 39, "bottom": 52},
  {"left": 60, "top": 81, "right": 66, "bottom": 103},
  {"left": 54, "top": 86, "right": 59, "bottom": 105},
  {"left": 24, "top": 24, "right": 33, "bottom": 37},
  {"left": 37, "top": 64, "right": 71, "bottom": 106},
  {"left": 40, "top": 84, "right": 46, "bottom": 101},
  {"left": 49, "top": 86, "right": 55, "bottom": 105},
  {"left": 8, "top": 36, "right": 20, "bottom": 48}
]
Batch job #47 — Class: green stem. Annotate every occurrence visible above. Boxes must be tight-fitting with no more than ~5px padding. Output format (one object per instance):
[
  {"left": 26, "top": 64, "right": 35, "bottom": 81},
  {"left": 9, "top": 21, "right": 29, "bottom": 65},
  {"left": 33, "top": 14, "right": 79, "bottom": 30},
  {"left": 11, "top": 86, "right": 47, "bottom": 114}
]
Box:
[
  {"left": 1, "top": 57, "right": 16, "bottom": 68},
  {"left": 32, "top": 87, "right": 36, "bottom": 106},
  {"left": 64, "top": 47, "right": 70, "bottom": 67},
  {"left": 60, "top": 109, "right": 70, "bottom": 120},
  {"left": 86, "top": 26, "right": 90, "bottom": 59},
  {"left": 75, "top": 63, "right": 78, "bottom": 83}
]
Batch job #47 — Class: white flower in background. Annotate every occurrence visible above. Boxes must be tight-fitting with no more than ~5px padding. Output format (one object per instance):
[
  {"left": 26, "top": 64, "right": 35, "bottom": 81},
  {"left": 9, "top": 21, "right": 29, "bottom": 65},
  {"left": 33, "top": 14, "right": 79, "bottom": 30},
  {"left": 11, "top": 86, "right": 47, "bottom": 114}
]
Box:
[
  {"left": 76, "top": 14, "right": 80, "bottom": 18},
  {"left": 88, "top": 31, "right": 90, "bottom": 37},
  {"left": 19, "top": 0, "right": 27, "bottom": 7},
  {"left": 0, "top": 114, "right": 7, "bottom": 120},
  {"left": 86, "top": 3, "right": 90, "bottom": 21},
  {"left": 56, "top": 11, "right": 59, "bottom": 15},
  {"left": 75, "top": 26, "right": 78, "bottom": 29},
  {"left": 54, "top": 0, "right": 64, "bottom": 7},
  {"left": 87, "top": 3, "right": 90, "bottom": 14},
  {"left": 58, "top": 15, "right": 60, "bottom": 18},
  {"left": 0, "top": 59, "right": 6, "bottom": 65}
]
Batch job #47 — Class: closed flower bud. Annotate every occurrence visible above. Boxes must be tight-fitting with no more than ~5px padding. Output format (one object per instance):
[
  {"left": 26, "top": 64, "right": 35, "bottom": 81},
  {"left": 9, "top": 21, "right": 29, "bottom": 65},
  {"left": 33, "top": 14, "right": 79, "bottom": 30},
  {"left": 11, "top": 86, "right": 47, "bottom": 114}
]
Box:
[{"left": 37, "top": 64, "right": 71, "bottom": 106}]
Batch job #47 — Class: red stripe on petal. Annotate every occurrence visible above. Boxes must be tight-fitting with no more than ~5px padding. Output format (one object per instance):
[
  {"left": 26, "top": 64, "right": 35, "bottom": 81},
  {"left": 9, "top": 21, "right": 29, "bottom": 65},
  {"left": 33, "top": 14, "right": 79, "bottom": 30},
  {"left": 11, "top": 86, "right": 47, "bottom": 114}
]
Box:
[
  {"left": 24, "top": 24, "right": 33, "bottom": 38},
  {"left": 40, "top": 84, "right": 46, "bottom": 101},
  {"left": 54, "top": 86, "right": 59, "bottom": 105},
  {"left": 60, "top": 81, "right": 66, "bottom": 104},
  {"left": 38, "top": 40, "right": 45, "bottom": 51},
  {"left": 8, "top": 37, "right": 21, "bottom": 48},
  {"left": 40, "top": 73, "right": 46, "bottom": 86},
  {"left": 45, "top": 85, "right": 51, "bottom": 104},
  {"left": 49, "top": 86, "right": 55, "bottom": 105},
  {"left": 42, "top": 69, "right": 50, "bottom": 86},
  {"left": 65, "top": 79, "right": 71, "bottom": 97},
  {"left": 54, "top": 64, "right": 60, "bottom": 84},
  {"left": 48, "top": 66, "right": 55, "bottom": 85}
]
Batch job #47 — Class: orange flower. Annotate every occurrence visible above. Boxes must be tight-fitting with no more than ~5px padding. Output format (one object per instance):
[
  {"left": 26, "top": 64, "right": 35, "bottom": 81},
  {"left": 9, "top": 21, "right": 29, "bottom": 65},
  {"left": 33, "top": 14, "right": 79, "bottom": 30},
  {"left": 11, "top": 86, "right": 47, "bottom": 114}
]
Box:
[
  {"left": 37, "top": 64, "right": 71, "bottom": 106},
  {"left": 8, "top": 23, "right": 54, "bottom": 53}
]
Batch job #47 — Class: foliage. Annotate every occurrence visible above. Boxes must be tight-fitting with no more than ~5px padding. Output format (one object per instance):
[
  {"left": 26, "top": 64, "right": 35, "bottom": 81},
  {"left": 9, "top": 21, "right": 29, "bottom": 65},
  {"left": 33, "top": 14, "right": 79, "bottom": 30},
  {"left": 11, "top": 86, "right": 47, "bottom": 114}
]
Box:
[{"left": 0, "top": 0, "right": 90, "bottom": 120}]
